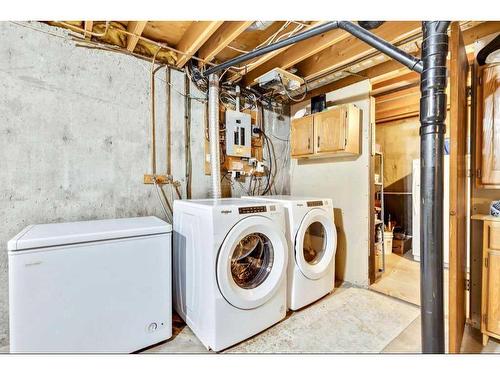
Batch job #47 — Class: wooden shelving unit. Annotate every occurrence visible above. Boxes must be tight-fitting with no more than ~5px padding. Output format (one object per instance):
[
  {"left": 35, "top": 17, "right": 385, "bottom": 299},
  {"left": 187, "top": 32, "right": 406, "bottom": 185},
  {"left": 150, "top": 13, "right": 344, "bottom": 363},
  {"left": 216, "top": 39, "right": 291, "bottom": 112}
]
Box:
[{"left": 373, "top": 152, "right": 385, "bottom": 280}]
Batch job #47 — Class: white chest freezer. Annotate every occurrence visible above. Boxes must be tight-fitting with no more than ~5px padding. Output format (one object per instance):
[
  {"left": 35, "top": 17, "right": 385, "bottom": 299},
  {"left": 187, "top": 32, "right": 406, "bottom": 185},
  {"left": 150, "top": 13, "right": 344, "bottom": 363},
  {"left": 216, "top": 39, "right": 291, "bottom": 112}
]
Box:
[{"left": 8, "top": 216, "right": 172, "bottom": 353}]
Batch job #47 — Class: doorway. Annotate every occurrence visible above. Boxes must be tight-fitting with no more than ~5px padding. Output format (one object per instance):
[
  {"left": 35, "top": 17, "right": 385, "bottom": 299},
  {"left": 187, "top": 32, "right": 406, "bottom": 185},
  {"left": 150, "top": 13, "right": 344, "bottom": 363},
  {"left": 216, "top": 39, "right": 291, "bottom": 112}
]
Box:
[{"left": 368, "top": 114, "right": 450, "bottom": 309}]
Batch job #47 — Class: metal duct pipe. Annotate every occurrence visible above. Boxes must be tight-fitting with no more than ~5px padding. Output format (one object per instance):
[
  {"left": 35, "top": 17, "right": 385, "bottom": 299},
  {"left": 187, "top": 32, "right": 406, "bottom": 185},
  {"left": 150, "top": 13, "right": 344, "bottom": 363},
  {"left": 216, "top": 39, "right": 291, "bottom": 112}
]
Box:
[
  {"left": 435, "top": 21, "right": 450, "bottom": 34},
  {"left": 208, "top": 73, "right": 222, "bottom": 199},
  {"left": 203, "top": 22, "right": 340, "bottom": 77},
  {"left": 357, "top": 21, "right": 385, "bottom": 30},
  {"left": 337, "top": 21, "right": 423, "bottom": 73},
  {"left": 203, "top": 21, "right": 423, "bottom": 77},
  {"left": 419, "top": 20, "right": 450, "bottom": 354}
]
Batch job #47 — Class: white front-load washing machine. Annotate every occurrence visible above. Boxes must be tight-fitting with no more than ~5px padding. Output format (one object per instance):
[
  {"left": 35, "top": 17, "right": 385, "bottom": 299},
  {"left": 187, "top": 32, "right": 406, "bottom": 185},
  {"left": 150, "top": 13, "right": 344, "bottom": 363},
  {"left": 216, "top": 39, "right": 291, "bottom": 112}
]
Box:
[
  {"left": 245, "top": 196, "right": 337, "bottom": 310},
  {"left": 172, "top": 198, "right": 288, "bottom": 351}
]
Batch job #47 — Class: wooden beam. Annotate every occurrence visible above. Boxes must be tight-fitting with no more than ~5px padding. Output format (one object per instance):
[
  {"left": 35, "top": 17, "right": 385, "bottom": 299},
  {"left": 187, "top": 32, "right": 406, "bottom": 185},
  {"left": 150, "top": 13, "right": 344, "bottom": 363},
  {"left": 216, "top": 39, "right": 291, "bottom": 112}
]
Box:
[
  {"left": 303, "top": 21, "right": 495, "bottom": 101},
  {"left": 375, "top": 85, "right": 421, "bottom": 122},
  {"left": 126, "top": 21, "right": 148, "bottom": 52},
  {"left": 448, "top": 21, "right": 469, "bottom": 354},
  {"left": 242, "top": 21, "right": 497, "bottom": 87},
  {"left": 375, "top": 85, "right": 420, "bottom": 102},
  {"left": 198, "top": 21, "right": 253, "bottom": 63},
  {"left": 289, "top": 21, "right": 498, "bottom": 106},
  {"left": 463, "top": 21, "right": 500, "bottom": 45},
  {"left": 84, "top": 21, "right": 93, "bottom": 40},
  {"left": 372, "top": 71, "right": 420, "bottom": 93},
  {"left": 296, "top": 21, "right": 422, "bottom": 80},
  {"left": 303, "top": 58, "right": 408, "bottom": 101},
  {"left": 176, "top": 21, "right": 224, "bottom": 68},
  {"left": 236, "top": 21, "right": 331, "bottom": 84}
]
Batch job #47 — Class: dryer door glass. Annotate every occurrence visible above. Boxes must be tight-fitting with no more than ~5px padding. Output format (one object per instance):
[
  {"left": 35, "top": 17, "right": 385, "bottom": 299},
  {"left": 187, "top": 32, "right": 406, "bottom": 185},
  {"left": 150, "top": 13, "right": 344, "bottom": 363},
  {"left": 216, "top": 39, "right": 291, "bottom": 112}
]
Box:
[
  {"left": 303, "top": 221, "right": 326, "bottom": 265},
  {"left": 231, "top": 233, "right": 274, "bottom": 289}
]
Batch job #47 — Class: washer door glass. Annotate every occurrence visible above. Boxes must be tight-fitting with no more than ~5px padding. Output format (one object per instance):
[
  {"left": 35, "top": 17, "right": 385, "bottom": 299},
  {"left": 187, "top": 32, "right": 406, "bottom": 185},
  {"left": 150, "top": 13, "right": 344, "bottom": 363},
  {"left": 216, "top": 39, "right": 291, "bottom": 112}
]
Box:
[
  {"left": 231, "top": 233, "right": 274, "bottom": 289},
  {"left": 295, "top": 209, "right": 337, "bottom": 280},
  {"left": 302, "top": 222, "right": 327, "bottom": 265},
  {"left": 217, "top": 216, "right": 288, "bottom": 310}
]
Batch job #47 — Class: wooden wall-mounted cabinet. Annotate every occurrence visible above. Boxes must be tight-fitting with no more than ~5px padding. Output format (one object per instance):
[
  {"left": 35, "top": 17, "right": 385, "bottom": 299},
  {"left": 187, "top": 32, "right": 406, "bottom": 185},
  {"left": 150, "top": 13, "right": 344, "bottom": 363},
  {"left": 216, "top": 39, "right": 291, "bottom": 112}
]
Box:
[
  {"left": 475, "top": 63, "right": 500, "bottom": 189},
  {"left": 291, "top": 104, "right": 361, "bottom": 159},
  {"left": 290, "top": 115, "right": 314, "bottom": 156}
]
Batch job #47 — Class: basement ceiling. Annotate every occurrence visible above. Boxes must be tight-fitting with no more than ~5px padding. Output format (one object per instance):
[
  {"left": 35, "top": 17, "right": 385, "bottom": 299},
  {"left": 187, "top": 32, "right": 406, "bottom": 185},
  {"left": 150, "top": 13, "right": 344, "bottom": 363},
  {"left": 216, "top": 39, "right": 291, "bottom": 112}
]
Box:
[{"left": 45, "top": 21, "right": 500, "bottom": 97}]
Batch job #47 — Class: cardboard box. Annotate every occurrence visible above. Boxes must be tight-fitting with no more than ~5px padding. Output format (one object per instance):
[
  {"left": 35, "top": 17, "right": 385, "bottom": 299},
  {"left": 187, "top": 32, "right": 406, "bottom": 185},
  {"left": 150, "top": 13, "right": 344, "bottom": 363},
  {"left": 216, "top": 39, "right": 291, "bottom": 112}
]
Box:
[{"left": 392, "top": 237, "right": 412, "bottom": 255}]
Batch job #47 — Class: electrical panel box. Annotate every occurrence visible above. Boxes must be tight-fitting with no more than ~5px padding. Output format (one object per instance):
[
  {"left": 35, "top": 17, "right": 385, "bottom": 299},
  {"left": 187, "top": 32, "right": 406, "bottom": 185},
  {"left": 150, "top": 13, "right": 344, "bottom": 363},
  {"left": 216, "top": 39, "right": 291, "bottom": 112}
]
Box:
[{"left": 225, "top": 110, "right": 251, "bottom": 158}]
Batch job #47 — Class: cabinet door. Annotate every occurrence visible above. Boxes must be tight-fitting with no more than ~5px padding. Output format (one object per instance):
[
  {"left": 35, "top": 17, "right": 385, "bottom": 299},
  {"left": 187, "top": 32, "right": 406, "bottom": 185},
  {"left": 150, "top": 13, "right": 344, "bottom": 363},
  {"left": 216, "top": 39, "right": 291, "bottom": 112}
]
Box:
[
  {"left": 486, "top": 250, "right": 500, "bottom": 336},
  {"left": 314, "top": 107, "right": 346, "bottom": 153},
  {"left": 483, "top": 222, "right": 500, "bottom": 337},
  {"left": 291, "top": 116, "right": 314, "bottom": 156},
  {"left": 481, "top": 64, "right": 500, "bottom": 185}
]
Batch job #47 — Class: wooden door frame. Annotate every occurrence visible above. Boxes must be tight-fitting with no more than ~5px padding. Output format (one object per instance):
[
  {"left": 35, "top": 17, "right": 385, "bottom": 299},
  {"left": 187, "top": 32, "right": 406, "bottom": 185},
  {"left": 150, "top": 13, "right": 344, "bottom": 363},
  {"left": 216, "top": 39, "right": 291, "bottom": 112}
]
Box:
[{"left": 448, "top": 21, "right": 470, "bottom": 354}]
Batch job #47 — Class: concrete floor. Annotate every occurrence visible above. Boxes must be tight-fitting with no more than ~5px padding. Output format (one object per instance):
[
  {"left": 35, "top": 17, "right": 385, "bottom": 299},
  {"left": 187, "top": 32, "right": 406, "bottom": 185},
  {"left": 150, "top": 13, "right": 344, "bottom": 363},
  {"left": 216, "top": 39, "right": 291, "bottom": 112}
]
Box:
[
  {"left": 144, "top": 284, "right": 420, "bottom": 353},
  {"left": 382, "top": 314, "right": 500, "bottom": 353},
  {"left": 0, "top": 282, "right": 498, "bottom": 354},
  {"left": 367, "top": 252, "right": 500, "bottom": 353}
]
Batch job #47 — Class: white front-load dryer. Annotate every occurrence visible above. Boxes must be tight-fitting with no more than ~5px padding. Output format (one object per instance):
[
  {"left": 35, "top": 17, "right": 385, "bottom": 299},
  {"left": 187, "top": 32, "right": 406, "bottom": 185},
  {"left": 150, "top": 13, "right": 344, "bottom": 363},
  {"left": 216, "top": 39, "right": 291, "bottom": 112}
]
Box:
[
  {"left": 172, "top": 198, "right": 288, "bottom": 351},
  {"left": 244, "top": 195, "right": 337, "bottom": 310}
]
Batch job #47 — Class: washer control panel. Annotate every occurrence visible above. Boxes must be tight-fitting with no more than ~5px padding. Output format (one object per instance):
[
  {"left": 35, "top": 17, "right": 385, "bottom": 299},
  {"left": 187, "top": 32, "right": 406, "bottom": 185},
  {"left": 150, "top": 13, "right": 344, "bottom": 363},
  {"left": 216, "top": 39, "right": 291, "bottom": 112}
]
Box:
[{"left": 238, "top": 206, "right": 267, "bottom": 214}]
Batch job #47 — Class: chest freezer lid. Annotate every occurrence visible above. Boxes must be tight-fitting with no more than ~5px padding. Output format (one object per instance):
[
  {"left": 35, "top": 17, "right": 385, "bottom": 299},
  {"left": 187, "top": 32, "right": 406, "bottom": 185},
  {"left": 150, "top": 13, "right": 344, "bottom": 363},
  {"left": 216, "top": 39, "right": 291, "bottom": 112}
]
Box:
[{"left": 8, "top": 216, "right": 171, "bottom": 251}]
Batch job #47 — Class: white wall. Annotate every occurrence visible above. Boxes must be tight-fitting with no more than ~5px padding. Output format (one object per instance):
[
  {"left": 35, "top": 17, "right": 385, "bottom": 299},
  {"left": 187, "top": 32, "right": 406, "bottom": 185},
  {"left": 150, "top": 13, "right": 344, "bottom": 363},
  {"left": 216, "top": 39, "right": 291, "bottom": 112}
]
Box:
[{"left": 290, "top": 80, "right": 373, "bottom": 286}]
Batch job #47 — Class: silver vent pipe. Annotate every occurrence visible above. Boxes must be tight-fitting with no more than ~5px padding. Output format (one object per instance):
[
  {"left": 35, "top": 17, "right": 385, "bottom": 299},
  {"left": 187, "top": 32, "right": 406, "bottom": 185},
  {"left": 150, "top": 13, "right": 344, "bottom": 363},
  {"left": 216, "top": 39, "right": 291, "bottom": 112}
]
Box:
[{"left": 208, "top": 73, "right": 222, "bottom": 199}]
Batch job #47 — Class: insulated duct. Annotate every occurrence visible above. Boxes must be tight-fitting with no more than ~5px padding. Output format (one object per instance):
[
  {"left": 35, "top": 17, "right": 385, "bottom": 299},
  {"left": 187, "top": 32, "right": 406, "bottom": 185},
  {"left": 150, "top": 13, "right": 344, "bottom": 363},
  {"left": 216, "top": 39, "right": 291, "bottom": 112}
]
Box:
[
  {"left": 419, "top": 20, "right": 450, "bottom": 354},
  {"left": 208, "top": 73, "right": 222, "bottom": 199}
]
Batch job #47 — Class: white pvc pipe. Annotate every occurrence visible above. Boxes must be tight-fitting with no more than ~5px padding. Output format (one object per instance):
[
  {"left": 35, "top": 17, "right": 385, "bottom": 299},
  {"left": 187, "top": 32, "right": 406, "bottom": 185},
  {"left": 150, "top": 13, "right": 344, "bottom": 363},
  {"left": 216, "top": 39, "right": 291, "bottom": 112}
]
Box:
[{"left": 208, "top": 73, "right": 222, "bottom": 199}]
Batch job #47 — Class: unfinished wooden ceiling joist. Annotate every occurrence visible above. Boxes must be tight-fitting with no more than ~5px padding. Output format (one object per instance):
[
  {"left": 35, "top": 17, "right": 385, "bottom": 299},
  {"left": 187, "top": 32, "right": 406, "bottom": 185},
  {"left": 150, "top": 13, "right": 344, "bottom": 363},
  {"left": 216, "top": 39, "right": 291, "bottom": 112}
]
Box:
[
  {"left": 46, "top": 20, "right": 500, "bottom": 99},
  {"left": 174, "top": 21, "right": 224, "bottom": 67},
  {"left": 126, "top": 21, "right": 147, "bottom": 52},
  {"left": 297, "top": 22, "right": 422, "bottom": 80},
  {"left": 198, "top": 21, "right": 254, "bottom": 63}
]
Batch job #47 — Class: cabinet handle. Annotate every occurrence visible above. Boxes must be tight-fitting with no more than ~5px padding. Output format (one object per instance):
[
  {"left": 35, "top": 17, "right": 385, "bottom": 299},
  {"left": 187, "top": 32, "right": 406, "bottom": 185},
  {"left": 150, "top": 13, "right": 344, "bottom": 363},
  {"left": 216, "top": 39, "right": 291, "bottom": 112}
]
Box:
[
  {"left": 307, "top": 137, "right": 311, "bottom": 150},
  {"left": 317, "top": 136, "right": 320, "bottom": 148}
]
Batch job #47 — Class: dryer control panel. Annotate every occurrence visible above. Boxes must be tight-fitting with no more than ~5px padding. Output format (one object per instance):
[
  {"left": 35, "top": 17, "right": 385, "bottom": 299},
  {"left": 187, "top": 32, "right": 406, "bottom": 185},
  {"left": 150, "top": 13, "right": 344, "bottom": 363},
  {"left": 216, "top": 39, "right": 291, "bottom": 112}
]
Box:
[{"left": 306, "top": 201, "right": 324, "bottom": 207}]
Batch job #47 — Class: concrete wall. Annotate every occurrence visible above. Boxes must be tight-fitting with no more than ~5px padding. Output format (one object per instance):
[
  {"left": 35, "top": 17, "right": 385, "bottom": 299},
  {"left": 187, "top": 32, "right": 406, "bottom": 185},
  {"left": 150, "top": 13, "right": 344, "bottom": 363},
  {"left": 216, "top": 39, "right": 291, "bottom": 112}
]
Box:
[
  {"left": 0, "top": 22, "right": 289, "bottom": 347},
  {"left": 290, "top": 81, "right": 373, "bottom": 287}
]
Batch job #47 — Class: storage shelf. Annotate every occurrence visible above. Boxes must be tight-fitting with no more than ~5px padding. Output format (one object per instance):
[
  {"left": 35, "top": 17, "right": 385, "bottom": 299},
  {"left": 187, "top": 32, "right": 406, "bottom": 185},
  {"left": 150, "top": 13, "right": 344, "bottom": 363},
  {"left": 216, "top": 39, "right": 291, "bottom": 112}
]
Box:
[{"left": 372, "top": 151, "right": 385, "bottom": 277}]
